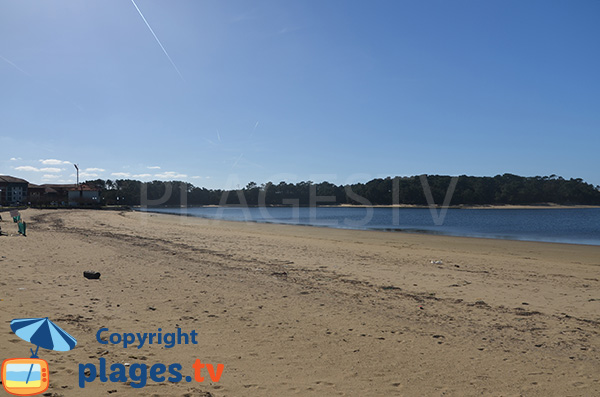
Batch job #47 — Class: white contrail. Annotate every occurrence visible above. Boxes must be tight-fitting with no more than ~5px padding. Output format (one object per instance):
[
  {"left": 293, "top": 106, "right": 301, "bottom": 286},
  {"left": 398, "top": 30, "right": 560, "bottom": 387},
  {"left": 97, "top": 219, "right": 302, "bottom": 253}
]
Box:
[
  {"left": 232, "top": 153, "right": 243, "bottom": 169},
  {"left": 250, "top": 121, "right": 259, "bottom": 137},
  {"left": 1, "top": 54, "right": 84, "bottom": 112},
  {"left": 0, "top": 54, "right": 31, "bottom": 76},
  {"left": 217, "top": 129, "right": 221, "bottom": 142},
  {"left": 130, "top": 0, "right": 185, "bottom": 81},
  {"left": 51, "top": 87, "right": 85, "bottom": 112}
]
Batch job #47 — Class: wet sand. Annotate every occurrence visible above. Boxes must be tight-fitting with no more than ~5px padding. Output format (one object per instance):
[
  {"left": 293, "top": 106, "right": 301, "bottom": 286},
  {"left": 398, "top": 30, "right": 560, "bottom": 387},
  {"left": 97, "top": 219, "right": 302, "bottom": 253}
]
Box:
[{"left": 1, "top": 209, "right": 599, "bottom": 396}]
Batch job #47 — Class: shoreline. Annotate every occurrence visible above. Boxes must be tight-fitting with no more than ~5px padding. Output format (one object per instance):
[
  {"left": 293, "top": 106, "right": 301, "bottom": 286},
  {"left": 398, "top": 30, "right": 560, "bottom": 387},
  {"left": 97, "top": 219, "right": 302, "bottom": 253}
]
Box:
[{"left": 135, "top": 206, "right": 600, "bottom": 247}]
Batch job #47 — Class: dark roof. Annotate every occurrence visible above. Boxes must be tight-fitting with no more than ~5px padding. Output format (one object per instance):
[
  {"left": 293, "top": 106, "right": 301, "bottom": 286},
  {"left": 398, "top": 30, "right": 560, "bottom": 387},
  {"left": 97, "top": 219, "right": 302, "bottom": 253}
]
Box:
[
  {"left": 38, "top": 183, "right": 98, "bottom": 192},
  {"left": 36, "top": 184, "right": 77, "bottom": 194},
  {"left": 68, "top": 184, "right": 99, "bottom": 192},
  {"left": 28, "top": 184, "right": 46, "bottom": 192},
  {"left": 0, "top": 175, "right": 29, "bottom": 184},
  {"left": 40, "top": 184, "right": 77, "bottom": 189}
]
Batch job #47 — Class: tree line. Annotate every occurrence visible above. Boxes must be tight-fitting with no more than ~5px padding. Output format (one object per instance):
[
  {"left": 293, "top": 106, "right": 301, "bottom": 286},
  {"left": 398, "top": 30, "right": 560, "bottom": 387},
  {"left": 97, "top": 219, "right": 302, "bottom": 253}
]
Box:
[{"left": 83, "top": 174, "right": 600, "bottom": 207}]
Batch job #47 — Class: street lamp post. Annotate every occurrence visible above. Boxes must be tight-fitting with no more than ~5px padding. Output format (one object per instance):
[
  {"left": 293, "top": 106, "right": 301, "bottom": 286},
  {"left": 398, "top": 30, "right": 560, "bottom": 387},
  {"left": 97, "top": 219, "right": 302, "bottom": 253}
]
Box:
[
  {"left": 73, "top": 164, "right": 81, "bottom": 206},
  {"left": 74, "top": 164, "right": 79, "bottom": 186}
]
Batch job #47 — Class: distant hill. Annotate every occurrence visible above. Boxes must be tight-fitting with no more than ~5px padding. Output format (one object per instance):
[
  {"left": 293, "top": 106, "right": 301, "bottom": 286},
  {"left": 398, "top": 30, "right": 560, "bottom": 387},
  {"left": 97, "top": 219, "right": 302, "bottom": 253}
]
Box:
[{"left": 82, "top": 174, "right": 600, "bottom": 207}]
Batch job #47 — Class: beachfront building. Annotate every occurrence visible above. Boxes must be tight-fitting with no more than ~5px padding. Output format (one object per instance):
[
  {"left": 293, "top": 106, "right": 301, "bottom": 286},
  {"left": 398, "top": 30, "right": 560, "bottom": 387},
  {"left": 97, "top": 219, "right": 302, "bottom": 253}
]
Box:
[
  {"left": 0, "top": 175, "right": 29, "bottom": 206},
  {"left": 28, "top": 183, "right": 101, "bottom": 207},
  {"left": 0, "top": 176, "right": 101, "bottom": 207},
  {"left": 68, "top": 185, "right": 100, "bottom": 206},
  {"left": 28, "top": 184, "right": 70, "bottom": 206},
  {"left": 27, "top": 183, "right": 45, "bottom": 203},
  {"left": 36, "top": 184, "right": 75, "bottom": 206}
]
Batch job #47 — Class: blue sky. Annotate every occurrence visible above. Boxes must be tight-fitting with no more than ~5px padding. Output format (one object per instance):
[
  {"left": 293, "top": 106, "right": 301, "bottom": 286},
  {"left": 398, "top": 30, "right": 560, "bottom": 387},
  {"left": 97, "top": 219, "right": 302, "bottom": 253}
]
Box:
[{"left": 1, "top": 0, "right": 599, "bottom": 189}]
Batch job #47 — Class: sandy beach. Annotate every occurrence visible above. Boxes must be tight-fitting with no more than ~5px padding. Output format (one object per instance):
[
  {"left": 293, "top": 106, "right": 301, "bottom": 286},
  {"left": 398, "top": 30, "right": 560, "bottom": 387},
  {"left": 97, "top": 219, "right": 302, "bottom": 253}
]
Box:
[{"left": 1, "top": 209, "right": 599, "bottom": 396}]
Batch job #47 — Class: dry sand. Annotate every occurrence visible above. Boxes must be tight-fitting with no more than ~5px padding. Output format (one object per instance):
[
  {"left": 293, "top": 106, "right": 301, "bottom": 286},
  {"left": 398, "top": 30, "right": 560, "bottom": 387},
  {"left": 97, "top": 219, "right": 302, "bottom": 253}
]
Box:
[{"left": 1, "top": 209, "right": 599, "bottom": 396}]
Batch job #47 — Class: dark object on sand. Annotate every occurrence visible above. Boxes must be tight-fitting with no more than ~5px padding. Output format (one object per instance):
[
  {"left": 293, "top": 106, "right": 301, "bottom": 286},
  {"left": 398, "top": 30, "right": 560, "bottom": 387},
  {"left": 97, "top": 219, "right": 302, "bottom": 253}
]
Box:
[
  {"left": 18, "top": 221, "right": 26, "bottom": 236},
  {"left": 83, "top": 271, "right": 101, "bottom": 280}
]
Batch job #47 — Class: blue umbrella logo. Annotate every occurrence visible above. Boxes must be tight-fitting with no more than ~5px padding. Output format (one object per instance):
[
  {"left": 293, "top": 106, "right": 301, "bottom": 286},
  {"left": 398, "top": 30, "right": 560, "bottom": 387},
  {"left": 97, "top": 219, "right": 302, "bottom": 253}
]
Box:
[{"left": 9, "top": 318, "right": 77, "bottom": 384}]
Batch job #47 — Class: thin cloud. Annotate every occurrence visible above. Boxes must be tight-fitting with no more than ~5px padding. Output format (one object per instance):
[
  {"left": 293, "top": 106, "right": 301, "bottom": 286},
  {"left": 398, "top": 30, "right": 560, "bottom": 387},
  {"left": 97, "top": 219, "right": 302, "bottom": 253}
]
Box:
[
  {"left": 133, "top": 173, "right": 152, "bottom": 178},
  {"left": 42, "top": 174, "right": 61, "bottom": 180},
  {"left": 154, "top": 171, "right": 187, "bottom": 179},
  {"left": 14, "top": 166, "right": 40, "bottom": 172},
  {"left": 130, "top": 0, "right": 185, "bottom": 81},
  {"left": 40, "top": 159, "right": 70, "bottom": 165},
  {"left": 70, "top": 172, "right": 96, "bottom": 177},
  {"left": 111, "top": 172, "right": 132, "bottom": 178},
  {"left": 10, "top": 157, "right": 22, "bottom": 161},
  {"left": 278, "top": 27, "right": 301, "bottom": 35},
  {"left": 40, "top": 167, "right": 62, "bottom": 173},
  {"left": 14, "top": 165, "right": 37, "bottom": 172},
  {"left": 85, "top": 167, "right": 105, "bottom": 172},
  {"left": 147, "top": 166, "right": 161, "bottom": 169}
]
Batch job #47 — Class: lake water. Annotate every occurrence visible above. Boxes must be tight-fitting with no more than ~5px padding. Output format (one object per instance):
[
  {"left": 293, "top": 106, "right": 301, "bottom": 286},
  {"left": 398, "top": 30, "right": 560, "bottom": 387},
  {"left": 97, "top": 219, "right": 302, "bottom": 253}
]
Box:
[{"left": 137, "top": 207, "right": 600, "bottom": 246}]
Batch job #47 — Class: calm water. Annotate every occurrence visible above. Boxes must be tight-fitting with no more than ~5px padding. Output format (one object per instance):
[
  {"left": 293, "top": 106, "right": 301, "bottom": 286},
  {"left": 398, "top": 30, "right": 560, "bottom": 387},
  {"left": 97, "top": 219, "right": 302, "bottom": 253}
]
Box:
[{"left": 137, "top": 207, "right": 600, "bottom": 246}]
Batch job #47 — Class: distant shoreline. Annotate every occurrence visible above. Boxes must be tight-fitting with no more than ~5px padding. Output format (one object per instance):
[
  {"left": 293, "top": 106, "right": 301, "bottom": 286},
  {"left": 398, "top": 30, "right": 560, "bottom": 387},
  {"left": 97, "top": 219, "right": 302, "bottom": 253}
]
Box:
[
  {"left": 323, "top": 203, "right": 600, "bottom": 210},
  {"left": 135, "top": 204, "right": 600, "bottom": 246}
]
